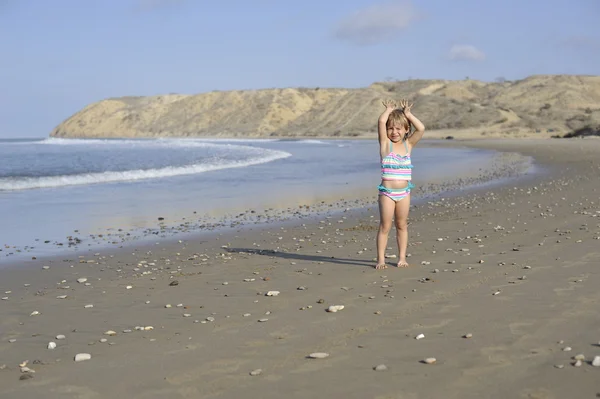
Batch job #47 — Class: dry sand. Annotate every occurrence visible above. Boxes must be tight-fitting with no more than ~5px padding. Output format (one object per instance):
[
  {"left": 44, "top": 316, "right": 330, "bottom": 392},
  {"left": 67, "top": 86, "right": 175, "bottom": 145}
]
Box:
[{"left": 1, "top": 138, "right": 599, "bottom": 399}]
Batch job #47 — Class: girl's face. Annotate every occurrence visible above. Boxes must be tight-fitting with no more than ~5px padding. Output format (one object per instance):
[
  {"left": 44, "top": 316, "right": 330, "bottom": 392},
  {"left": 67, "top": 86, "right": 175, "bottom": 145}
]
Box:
[{"left": 387, "top": 124, "right": 407, "bottom": 142}]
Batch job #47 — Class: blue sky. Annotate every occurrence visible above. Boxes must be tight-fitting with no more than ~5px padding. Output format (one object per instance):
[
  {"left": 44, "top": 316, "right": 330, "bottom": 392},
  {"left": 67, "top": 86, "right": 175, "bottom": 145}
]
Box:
[{"left": 0, "top": 0, "right": 598, "bottom": 138}]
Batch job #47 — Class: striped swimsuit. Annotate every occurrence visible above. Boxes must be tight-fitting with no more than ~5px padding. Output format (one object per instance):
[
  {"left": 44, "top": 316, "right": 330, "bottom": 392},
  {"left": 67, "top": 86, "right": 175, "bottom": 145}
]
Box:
[{"left": 378, "top": 140, "right": 414, "bottom": 202}]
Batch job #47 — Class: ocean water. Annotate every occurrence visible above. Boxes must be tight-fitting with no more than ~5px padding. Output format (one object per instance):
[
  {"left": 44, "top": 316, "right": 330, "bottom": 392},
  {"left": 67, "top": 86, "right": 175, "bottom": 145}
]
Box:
[{"left": 0, "top": 137, "right": 519, "bottom": 261}]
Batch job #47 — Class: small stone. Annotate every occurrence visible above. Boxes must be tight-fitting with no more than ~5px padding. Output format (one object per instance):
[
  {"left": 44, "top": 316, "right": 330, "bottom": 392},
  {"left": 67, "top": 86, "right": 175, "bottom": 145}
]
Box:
[
  {"left": 592, "top": 356, "right": 600, "bottom": 367},
  {"left": 317, "top": 299, "right": 324, "bottom": 304},
  {"left": 563, "top": 346, "right": 572, "bottom": 352},
  {"left": 308, "top": 352, "right": 329, "bottom": 359},
  {"left": 463, "top": 333, "right": 473, "bottom": 339},
  {"left": 169, "top": 281, "right": 179, "bottom": 286},
  {"left": 423, "top": 357, "right": 436, "bottom": 364},
  {"left": 249, "top": 369, "right": 262, "bottom": 376},
  {"left": 42, "top": 266, "right": 50, "bottom": 270},
  {"left": 165, "top": 304, "right": 172, "bottom": 308},
  {"left": 104, "top": 330, "right": 117, "bottom": 336},
  {"left": 100, "top": 338, "right": 108, "bottom": 343},
  {"left": 573, "top": 359, "right": 583, "bottom": 367},
  {"left": 374, "top": 364, "right": 388, "bottom": 371},
  {"left": 30, "top": 311, "right": 40, "bottom": 316},
  {"left": 415, "top": 333, "right": 425, "bottom": 340},
  {"left": 8, "top": 339, "right": 16, "bottom": 343},
  {"left": 47, "top": 342, "right": 57, "bottom": 350},
  {"left": 326, "top": 305, "right": 344, "bottom": 313},
  {"left": 56, "top": 295, "right": 68, "bottom": 299},
  {"left": 77, "top": 278, "right": 88, "bottom": 284},
  {"left": 84, "top": 304, "right": 94, "bottom": 308},
  {"left": 183, "top": 314, "right": 191, "bottom": 318},
  {"left": 74, "top": 353, "right": 91, "bottom": 362},
  {"left": 126, "top": 286, "right": 132, "bottom": 290},
  {"left": 258, "top": 318, "right": 269, "bottom": 322},
  {"left": 554, "top": 364, "right": 564, "bottom": 369},
  {"left": 574, "top": 354, "right": 585, "bottom": 361},
  {"left": 266, "top": 291, "right": 280, "bottom": 297}
]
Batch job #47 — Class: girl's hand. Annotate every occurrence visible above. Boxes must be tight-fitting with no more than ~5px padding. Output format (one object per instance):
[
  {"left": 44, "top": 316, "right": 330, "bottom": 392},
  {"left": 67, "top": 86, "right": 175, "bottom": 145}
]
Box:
[
  {"left": 399, "top": 99, "right": 413, "bottom": 114},
  {"left": 382, "top": 99, "right": 396, "bottom": 111}
]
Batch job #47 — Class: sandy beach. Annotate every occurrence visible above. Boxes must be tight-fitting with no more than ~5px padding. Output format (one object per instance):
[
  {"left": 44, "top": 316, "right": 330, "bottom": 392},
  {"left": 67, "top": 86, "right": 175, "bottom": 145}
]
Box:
[{"left": 1, "top": 138, "right": 599, "bottom": 399}]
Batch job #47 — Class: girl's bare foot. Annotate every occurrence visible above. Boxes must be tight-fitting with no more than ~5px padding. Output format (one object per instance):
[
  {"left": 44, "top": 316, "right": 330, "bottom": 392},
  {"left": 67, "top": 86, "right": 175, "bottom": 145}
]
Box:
[
  {"left": 397, "top": 260, "right": 409, "bottom": 268},
  {"left": 375, "top": 262, "right": 388, "bottom": 270}
]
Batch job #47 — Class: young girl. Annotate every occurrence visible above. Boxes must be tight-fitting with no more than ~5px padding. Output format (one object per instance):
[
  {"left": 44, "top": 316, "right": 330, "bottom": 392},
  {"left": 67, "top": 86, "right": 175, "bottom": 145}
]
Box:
[{"left": 375, "top": 99, "right": 425, "bottom": 269}]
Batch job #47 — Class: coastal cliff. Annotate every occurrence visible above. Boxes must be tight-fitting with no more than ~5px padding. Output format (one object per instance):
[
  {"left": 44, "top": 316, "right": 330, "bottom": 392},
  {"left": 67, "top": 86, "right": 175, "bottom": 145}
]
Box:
[{"left": 50, "top": 75, "right": 600, "bottom": 138}]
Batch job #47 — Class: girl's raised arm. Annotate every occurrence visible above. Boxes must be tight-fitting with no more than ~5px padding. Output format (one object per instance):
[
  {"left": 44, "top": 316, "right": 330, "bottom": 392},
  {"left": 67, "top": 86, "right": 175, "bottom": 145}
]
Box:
[{"left": 399, "top": 100, "right": 425, "bottom": 146}]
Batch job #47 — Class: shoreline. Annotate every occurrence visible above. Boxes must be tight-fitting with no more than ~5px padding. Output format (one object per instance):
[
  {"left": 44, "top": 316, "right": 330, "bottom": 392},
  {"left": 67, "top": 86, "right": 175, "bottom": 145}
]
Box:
[
  {"left": 1, "top": 140, "right": 534, "bottom": 265},
  {"left": 1, "top": 137, "right": 599, "bottom": 398}
]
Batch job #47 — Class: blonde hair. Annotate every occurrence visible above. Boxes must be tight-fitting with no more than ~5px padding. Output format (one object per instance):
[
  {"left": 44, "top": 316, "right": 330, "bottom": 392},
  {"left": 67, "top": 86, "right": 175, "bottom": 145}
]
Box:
[{"left": 386, "top": 109, "right": 412, "bottom": 135}]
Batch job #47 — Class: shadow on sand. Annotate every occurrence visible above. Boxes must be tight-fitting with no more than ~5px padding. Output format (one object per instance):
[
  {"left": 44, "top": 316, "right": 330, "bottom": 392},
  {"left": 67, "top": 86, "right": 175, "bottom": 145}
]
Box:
[{"left": 224, "top": 247, "right": 374, "bottom": 268}]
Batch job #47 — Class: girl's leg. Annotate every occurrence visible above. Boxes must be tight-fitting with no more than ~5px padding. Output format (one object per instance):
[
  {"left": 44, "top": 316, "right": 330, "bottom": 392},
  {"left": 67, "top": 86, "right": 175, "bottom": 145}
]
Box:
[
  {"left": 394, "top": 193, "right": 411, "bottom": 267},
  {"left": 376, "top": 194, "right": 395, "bottom": 269}
]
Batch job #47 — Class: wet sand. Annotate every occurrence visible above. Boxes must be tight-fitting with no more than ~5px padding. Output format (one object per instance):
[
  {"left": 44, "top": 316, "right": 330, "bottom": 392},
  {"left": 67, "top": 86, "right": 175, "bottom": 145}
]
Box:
[{"left": 1, "top": 138, "right": 599, "bottom": 399}]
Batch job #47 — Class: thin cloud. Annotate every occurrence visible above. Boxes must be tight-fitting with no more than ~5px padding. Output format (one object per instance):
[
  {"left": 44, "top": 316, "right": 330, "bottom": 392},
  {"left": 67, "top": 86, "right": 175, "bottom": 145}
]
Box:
[
  {"left": 333, "top": 1, "right": 419, "bottom": 46},
  {"left": 448, "top": 44, "right": 486, "bottom": 62}
]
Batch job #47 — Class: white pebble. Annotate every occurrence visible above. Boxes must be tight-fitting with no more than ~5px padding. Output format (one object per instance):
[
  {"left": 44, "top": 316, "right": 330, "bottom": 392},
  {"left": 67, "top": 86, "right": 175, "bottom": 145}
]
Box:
[
  {"left": 415, "top": 333, "right": 425, "bottom": 340},
  {"left": 308, "top": 352, "right": 329, "bottom": 359},
  {"left": 249, "top": 369, "right": 262, "bottom": 376},
  {"left": 104, "top": 330, "right": 117, "bottom": 336},
  {"left": 463, "top": 333, "right": 473, "bottom": 339},
  {"left": 48, "top": 342, "right": 57, "bottom": 350},
  {"left": 77, "top": 278, "right": 88, "bottom": 284},
  {"left": 30, "top": 311, "right": 40, "bottom": 316},
  {"left": 592, "top": 356, "right": 600, "bottom": 367},
  {"left": 374, "top": 364, "right": 388, "bottom": 371},
  {"left": 42, "top": 266, "right": 50, "bottom": 270},
  {"left": 84, "top": 304, "right": 94, "bottom": 308},
  {"left": 266, "top": 291, "right": 280, "bottom": 297},
  {"left": 423, "top": 357, "right": 437, "bottom": 364},
  {"left": 56, "top": 335, "right": 66, "bottom": 340},
  {"left": 326, "top": 305, "right": 345, "bottom": 313},
  {"left": 74, "top": 353, "right": 91, "bottom": 362}
]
